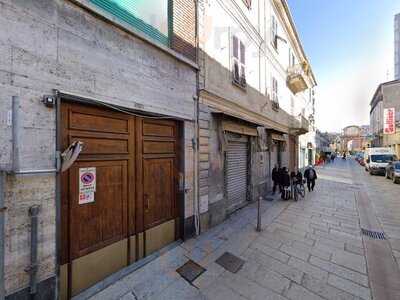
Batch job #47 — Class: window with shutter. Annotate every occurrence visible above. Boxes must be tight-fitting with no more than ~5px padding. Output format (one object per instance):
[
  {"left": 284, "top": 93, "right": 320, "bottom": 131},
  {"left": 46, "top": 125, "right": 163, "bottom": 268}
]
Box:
[
  {"left": 271, "top": 15, "right": 278, "bottom": 50},
  {"left": 271, "top": 77, "right": 279, "bottom": 110},
  {"left": 243, "top": 0, "right": 252, "bottom": 9},
  {"left": 90, "top": 0, "right": 170, "bottom": 46},
  {"left": 232, "top": 36, "right": 246, "bottom": 88},
  {"left": 233, "top": 36, "right": 239, "bottom": 59}
]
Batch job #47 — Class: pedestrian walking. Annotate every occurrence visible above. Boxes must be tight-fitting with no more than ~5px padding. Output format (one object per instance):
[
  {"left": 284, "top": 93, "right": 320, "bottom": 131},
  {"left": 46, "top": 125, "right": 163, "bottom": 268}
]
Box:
[
  {"left": 278, "top": 167, "right": 284, "bottom": 193},
  {"left": 272, "top": 165, "right": 279, "bottom": 194},
  {"left": 304, "top": 165, "right": 317, "bottom": 192},
  {"left": 281, "top": 167, "right": 291, "bottom": 200}
]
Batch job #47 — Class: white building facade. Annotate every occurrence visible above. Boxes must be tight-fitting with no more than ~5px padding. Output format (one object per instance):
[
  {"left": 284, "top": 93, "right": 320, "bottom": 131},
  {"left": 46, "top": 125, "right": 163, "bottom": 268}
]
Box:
[{"left": 196, "top": 0, "right": 316, "bottom": 229}]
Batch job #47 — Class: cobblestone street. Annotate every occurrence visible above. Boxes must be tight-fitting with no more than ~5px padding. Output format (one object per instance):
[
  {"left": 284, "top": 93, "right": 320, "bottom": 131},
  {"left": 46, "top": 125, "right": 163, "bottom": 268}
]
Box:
[{"left": 83, "top": 158, "right": 400, "bottom": 300}]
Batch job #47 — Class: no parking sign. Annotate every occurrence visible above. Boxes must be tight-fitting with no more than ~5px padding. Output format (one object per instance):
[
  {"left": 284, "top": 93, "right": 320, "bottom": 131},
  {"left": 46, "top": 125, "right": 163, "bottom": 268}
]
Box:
[{"left": 79, "top": 167, "right": 96, "bottom": 204}]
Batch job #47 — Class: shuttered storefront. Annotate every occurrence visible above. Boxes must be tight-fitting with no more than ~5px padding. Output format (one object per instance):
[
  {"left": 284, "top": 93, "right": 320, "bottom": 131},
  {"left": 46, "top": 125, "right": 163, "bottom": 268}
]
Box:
[{"left": 225, "top": 134, "right": 249, "bottom": 213}]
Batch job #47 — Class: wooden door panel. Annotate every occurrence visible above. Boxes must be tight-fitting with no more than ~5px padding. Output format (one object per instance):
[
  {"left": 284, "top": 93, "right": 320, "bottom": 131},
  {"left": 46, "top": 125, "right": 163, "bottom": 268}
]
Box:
[
  {"left": 138, "top": 118, "right": 178, "bottom": 232},
  {"left": 69, "top": 106, "right": 130, "bottom": 134},
  {"left": 70, "top": 136, "right": 130, "bottom": 155},
  {"left": 69, "top": 160, "right": 128, "bottom": 259},
  {"left": 70, "top": 161, "right": 127, "bottom": 258},
  {"left": 143, "top": 121, "right": 175, "bottom": 137},
  {"left": 143, "top": 158, "right": 174, "bottom": 229}
]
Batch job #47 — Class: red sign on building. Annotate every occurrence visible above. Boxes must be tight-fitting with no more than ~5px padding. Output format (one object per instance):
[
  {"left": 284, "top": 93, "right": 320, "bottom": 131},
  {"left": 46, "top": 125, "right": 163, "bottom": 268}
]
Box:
[{"left": 384, "top": 108, "right": 396, "bottom": 134}]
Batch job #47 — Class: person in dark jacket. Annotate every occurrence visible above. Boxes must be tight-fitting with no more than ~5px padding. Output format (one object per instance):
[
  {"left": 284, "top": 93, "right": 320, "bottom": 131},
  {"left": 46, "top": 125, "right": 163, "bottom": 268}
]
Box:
[
  {"left": 278, "top": 167, "right": 284, "bottom": 193},
  {"left": 304, "top": 165, "right": 317, "bottom": 192},
  {"left": 295, "top": 170, "right": 303, "bottom": 184},
  {"left": 281, "top": 167, "right": 291, "bottom": 200},
  {"left": 271, "top": 165, "right": 279, "bottom": 194}
]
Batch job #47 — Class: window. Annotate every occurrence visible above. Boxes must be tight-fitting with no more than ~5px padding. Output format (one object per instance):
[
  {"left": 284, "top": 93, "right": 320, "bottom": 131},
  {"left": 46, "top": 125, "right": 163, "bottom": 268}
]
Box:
[
  {"left": 243, "top": 0, "right": 252, "bottom": 9},
  {"left": 271, "top": 77, "right": 279, "bottom": 110},
  {"left": 271, "top": 15, "right": 278, "bottom": 49},
  {"left": 90, "top": 0, "right": 170, "bottom": 46},
  {"left": 232, "top": 35, "right": 246, "bottom": 88},
  {"left": 289, "top": 49, "right": 295, "bottom": 67}
]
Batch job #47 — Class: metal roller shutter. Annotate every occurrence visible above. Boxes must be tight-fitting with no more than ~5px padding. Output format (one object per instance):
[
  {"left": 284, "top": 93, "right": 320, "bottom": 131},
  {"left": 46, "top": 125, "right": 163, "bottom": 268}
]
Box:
[{"left": 226, "top": 139, "right": 248, "bottom": 213}]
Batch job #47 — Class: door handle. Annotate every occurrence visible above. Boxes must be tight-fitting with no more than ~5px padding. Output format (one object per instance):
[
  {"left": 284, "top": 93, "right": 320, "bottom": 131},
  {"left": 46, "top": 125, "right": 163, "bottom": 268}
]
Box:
[{"left": 144, "top": 194, "right": 149, "bottom": 211}]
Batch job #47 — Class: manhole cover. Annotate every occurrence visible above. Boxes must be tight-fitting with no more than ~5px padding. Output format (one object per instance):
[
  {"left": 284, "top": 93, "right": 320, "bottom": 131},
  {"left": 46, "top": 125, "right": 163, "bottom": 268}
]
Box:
[
  {"left": 176, "top": 260, "right": 206, "bottom": 283},
  {"left": 361, "top": 228, "right": 386, "bottom": 240},
  {"left": 215, "top": 252, "right": 245, "bottom": 273}
]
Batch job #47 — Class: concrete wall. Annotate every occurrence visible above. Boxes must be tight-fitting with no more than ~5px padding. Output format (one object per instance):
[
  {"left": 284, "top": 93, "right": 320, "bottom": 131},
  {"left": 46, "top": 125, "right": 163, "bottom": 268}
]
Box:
[{"left": 0, "top": 0, "right": 196, "bottom": 296}]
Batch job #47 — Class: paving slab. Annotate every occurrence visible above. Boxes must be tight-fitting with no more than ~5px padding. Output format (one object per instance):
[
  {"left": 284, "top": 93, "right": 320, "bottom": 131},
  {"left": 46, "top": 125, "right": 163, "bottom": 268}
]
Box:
[{"left": 86, "top": 160, "right": 400, "bottom": 300}]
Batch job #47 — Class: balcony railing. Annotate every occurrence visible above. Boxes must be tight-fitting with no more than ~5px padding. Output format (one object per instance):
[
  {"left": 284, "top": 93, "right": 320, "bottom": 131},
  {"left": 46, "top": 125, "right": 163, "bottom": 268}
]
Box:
[{"left": 286, "top": 63, "right": 310, "bottom": 94}]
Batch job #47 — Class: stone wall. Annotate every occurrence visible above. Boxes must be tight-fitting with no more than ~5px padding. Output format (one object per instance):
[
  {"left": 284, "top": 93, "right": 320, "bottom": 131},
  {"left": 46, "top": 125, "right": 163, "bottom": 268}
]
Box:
[{"left": 0, "top": 0, "right": 196, "bottom": 296}]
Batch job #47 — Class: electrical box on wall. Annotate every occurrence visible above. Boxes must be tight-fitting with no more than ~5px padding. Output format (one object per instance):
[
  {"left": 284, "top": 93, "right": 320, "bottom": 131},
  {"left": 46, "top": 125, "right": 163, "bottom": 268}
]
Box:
[{"left": 42, "top": 95, "right": 56, "bottom": 108}]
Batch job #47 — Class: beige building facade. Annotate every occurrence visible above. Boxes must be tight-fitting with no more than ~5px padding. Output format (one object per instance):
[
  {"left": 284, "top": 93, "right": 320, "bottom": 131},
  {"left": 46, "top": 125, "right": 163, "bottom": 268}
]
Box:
[
  {"left": 370, "top": 80, "right": 400, "bottom": 158},
  {"left": 196, "top": 0, "right": 316, "bottom": 229}
]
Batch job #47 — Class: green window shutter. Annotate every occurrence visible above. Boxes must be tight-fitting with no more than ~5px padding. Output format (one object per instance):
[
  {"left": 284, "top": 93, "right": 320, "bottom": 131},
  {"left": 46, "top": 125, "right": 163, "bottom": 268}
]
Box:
[{"left": 90, "top": 0, "right": 170, "bottom": 46}]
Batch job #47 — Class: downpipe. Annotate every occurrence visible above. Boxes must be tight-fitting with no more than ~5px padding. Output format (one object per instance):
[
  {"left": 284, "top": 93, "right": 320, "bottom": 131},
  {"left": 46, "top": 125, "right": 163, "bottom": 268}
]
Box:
[
  {"left": 10, "top": 96, "right": 51, "bottom": 299},
  {"left": 0, "top": 172, "right": 6, "bottom": 300},
  {"left": 25, "top": 205, "right": 40, "bottom": 299},
  {"left": 193, "top": 0, "right": 200, "bottom": 236}
]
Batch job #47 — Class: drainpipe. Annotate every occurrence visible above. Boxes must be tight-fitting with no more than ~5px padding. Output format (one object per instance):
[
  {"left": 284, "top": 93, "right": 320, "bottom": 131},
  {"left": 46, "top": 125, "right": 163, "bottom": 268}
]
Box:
[
  {"left": 0, "top": 171, "right": 6, "bottom": 300},
  {"left": 11, "top": 96, "right": 47, "bottom": 299},
  {"left": 193, "top": 0, "right": 200, "bottom": 236},
  {"left": 25, "top": 205, "right": 40, "bottom": 298},
  {"left": 12, "top": 96, "right": 20, "bottom": 173}
]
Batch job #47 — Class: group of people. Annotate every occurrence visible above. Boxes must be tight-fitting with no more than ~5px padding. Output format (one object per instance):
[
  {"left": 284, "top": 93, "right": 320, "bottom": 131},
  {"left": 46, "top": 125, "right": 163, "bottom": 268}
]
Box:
[{"left": 271, "top": 165, "right": 317, "bottom": 200}]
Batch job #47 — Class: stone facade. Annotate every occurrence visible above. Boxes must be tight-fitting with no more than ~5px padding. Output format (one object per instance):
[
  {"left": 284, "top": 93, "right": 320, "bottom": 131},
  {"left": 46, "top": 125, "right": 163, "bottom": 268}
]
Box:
[{"left": 0, "top": 0, "right": 197, "bottom": 298}]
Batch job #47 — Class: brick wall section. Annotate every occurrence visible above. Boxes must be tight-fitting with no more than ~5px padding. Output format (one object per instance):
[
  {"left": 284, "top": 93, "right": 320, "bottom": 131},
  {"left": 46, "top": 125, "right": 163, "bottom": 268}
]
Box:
[{"left": 172, "top": 0, "right": 196, "bottom": 62}]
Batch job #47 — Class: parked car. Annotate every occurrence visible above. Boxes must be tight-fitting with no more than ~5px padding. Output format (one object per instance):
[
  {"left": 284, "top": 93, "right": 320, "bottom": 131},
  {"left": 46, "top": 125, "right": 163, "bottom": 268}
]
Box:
[
  {"left": 385, "top": 161, "right": 400, "bottom": 184},
  {"left": 365, "top": 147, "right": 397, "bottom": 175}
]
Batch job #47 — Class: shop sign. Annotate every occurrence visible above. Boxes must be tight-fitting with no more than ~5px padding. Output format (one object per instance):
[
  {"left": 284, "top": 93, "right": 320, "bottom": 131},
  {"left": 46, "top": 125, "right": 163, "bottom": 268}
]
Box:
[
  {"left": 384, "top": 108, "right": 395, "bottom": 134},
  {"left": 79, "top": 167, "right": 96, "bottom": 204}
]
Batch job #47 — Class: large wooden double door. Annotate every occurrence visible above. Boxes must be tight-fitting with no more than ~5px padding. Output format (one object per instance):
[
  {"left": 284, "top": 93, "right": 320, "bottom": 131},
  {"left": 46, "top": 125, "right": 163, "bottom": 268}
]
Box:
[{"left": 60, "top": 102, "right": 181, "bottom": 298}]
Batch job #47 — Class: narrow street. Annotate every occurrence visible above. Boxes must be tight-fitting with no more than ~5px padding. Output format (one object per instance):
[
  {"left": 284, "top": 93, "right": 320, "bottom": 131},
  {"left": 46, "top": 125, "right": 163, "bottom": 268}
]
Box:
[{"left": 83, "top": 158, "right": 400, "bottom": 300}]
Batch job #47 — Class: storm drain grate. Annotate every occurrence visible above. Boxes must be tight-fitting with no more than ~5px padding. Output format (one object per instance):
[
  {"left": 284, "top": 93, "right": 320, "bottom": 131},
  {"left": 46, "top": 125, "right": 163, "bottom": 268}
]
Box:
[
  {"left": 361, "top": 228, "right": 386, "bottom": 240},
  {"left": 215, "top": 252, "right": 245, "bottom": 273},
  {"left": 176, "top": 260, "right": 206, "bottom": 283}
]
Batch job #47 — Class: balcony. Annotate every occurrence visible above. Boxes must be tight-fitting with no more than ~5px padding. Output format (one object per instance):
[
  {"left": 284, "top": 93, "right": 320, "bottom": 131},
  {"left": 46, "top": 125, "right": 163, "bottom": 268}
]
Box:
[
  {"left": 290, "top": 114, "right": 309, "bottom": 135},
  {"left": 286, "top": 62, "right": 311, "bottom": 94}
]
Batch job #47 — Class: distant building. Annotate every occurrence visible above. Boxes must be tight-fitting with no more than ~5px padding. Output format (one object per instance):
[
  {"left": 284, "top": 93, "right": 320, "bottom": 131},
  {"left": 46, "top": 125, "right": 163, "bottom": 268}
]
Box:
[
  {"left": 360, "top": 125, "right": 371, "bottom": 137},
  {"left": 342, "top": 125, "right": 361, "bottom": 151},
  {"left": 395, "top": 13, "right": 400, "bottom": 79},
  {"left": 370, "top": 79, "right": 400, "bottom": 157}
]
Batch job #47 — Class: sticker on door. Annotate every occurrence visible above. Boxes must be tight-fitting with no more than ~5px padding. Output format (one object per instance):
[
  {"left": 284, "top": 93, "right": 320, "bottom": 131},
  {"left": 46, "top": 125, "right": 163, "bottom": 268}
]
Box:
[{"left": 79, "top": 167, "right": 96, "bottom": 204}]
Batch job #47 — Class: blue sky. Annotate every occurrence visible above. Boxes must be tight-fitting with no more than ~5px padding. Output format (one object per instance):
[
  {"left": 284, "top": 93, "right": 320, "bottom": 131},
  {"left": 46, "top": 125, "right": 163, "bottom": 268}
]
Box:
[{"left": 288, "top": 0, "right": 400, "bottom": 132}]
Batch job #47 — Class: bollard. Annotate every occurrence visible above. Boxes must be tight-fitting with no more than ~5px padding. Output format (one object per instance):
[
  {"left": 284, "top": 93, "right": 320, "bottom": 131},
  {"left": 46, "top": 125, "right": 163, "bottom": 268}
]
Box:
[{"left": 256, "top": 196, "right": 262, "bottom": 232}]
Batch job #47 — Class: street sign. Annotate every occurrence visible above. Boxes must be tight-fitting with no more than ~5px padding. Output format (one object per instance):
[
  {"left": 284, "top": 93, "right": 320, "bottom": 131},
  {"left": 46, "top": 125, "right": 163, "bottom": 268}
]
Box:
[
  {"left": 384, "top": 108, "right": 395, "bottom": 134},
  {"left": 79, "top": 167, "right": 96, "bottom": 204}
]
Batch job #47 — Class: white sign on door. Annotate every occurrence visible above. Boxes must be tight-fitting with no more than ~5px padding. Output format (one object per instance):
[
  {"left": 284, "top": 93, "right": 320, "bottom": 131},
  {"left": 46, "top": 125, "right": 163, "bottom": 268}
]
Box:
[{"left": 79, "top": 167, "right": 96, "bottom": 204}]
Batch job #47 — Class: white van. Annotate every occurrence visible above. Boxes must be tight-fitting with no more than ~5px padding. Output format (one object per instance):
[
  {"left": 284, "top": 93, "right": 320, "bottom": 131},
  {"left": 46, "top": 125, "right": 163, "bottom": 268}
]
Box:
[{"left": 364, "top": 147, "right": 397, "bottom": 175}]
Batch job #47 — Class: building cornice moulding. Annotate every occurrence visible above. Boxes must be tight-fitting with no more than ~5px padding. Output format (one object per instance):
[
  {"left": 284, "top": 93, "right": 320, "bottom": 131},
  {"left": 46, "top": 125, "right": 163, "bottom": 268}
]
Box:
[{"left": 199, "top": 89, "right": 290, "bottom": 133}]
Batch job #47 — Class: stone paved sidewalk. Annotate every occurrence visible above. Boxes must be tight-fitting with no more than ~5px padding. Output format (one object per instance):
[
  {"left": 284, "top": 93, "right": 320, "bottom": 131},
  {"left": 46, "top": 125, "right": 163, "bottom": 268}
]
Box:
[{"left": 85, "top": 160, "right": 399, "bottom": 300}]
